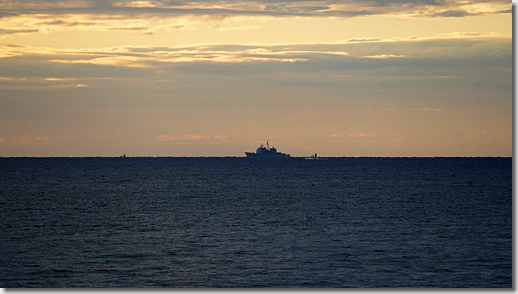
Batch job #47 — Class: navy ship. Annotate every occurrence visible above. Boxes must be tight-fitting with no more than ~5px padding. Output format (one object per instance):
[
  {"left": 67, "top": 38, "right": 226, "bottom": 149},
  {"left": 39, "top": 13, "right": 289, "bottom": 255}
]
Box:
[{"left": 245, "top": 141, "right": 290, "bottom": 158}]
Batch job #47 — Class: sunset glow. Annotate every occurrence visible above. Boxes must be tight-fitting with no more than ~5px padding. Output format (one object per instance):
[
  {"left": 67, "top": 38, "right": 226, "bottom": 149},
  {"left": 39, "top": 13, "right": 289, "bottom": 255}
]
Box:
[{"left": 0, "top": 0, "right": 512, "bottom": 157}]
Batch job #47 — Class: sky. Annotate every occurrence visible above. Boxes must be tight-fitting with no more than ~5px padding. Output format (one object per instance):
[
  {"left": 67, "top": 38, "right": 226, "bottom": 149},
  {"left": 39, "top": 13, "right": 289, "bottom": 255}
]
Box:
[{"left": 0, "top": 0, "right": 512, "bottom": 157}]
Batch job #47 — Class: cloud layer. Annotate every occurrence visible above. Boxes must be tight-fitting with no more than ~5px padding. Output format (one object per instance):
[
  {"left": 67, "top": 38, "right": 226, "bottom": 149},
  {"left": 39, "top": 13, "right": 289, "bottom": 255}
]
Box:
[
  {"left": 0, "top": 1, "right": 512, "bottom": 157},
  {"left": 0, "top": 34, "right": 510, "bottom": 83},
  {"left": 0, "top": 0, "right": 511, "bottom": 37}
]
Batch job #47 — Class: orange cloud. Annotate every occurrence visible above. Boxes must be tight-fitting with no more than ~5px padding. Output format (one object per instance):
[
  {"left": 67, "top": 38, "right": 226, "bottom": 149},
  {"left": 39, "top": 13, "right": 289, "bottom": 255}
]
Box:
[
  {"left": 46, "top": 78, "right": 78, "bottom": 81},
  {"left": 214, "top": 135, "right": 228, "bottom": 140},
  {"left": 347, "top": 133, "right": 367, "bottom": 138},
  {"left": 17, "top": 136, "right": 50, "bottom": 145},
  {"left": 0, "top": 77, "right": 26, "bottom": 81}
]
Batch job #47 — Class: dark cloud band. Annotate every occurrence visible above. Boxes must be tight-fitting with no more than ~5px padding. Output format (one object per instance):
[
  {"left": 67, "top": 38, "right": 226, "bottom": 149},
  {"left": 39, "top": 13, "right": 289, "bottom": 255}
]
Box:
[{"left": 0, "top": 0, "right": 511, "bottom": 19}]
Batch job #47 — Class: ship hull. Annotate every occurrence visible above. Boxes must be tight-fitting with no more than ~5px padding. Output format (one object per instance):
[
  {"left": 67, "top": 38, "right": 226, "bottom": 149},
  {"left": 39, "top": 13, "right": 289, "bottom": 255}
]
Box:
[{"left": 245, "top": 152, "right": 290, "bottom": 158}]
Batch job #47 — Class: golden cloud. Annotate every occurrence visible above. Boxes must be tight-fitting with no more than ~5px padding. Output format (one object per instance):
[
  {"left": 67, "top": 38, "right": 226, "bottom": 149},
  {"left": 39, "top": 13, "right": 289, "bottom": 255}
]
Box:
[
  {"left": 362, "top": 54, "right": 405, "bottom": 59},
  {"left": 0, "top": 0, "right": 510, "bottom": 39}
]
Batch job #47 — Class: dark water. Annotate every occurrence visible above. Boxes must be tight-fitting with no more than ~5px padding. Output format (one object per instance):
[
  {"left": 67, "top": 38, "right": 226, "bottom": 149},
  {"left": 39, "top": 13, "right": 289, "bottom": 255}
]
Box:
[{"left": 0, "top": 157, "right": 512, "bottom": 288}]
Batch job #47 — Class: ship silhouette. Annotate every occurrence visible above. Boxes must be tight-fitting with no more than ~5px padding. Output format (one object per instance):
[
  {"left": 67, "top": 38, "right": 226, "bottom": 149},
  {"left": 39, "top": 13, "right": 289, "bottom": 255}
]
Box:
[{"left": 245, "top": 141, "right": 290, "bottom": 158}]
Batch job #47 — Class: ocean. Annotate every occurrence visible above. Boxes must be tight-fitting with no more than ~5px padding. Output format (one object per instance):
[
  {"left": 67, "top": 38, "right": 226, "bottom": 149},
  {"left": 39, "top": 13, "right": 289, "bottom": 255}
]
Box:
[{"left": 0, "top": 157, "right": 512, "bottom": 288}]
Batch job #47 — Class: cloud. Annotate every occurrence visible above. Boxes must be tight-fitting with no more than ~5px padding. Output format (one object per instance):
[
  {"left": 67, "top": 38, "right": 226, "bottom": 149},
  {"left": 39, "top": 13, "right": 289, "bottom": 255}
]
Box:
[
  {"left": 0, "top": 33, "right": 510, "bottom": 87},
  {"left": 17, "top": 136, "right": 50, "bottom": 145},
  {"left": 347, "top": 133, "right": 368, "bottom": 138},
  {"left": 348, "top": 133, "right": 380, "bottom": 138},
  {"left": 45, "top": 78, "right": 78, "bottom": 81},
  {"left": 436, "top": 31, "right": 480, "bottom": 38},
  {"left": 106, "top": 26, "right": 150, "bottom": 31},
  {"left": 0, "top": 77, "right": 27, "bottom": 81},
  {"left": 34, "top": 19, "right": 97, "bottom": 27},
  {"left": 339, "top": 38, "right": 380, "bottom": 43},
  {"left": 0, "top": 75, "right": 98, "bottom": 89},
  {"left": 428, "top": 8, "right": 511, "bottom": 18},
  {"left": 0, "top": 0, "right": 510, "bottom": 25},
  {"left": 0, "top": 28, "right": 39, "bottom": 36},
  {"left": 0, "top": 13, "right": 190, "bottom": 37},
  {"left": 48, "top": 46, "right": 314, "bottom": 66},
  {"left": 430, "top": 9, "right": 477, "bottom": 18},
  {"left": 51, "top": 56, "right": 155, "bottom": 68},
  {"left": 362, "top": 54, "right": 405, "bottom": 59},
  {"left": 0, "top": 1, "right": 509, "bottom": 38}
]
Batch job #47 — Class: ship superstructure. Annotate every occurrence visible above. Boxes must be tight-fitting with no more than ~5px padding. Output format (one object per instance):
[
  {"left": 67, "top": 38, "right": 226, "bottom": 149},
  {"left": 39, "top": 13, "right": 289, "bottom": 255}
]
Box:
[{"left": 245, "top": 141, "right": 290, "bottom": 158}]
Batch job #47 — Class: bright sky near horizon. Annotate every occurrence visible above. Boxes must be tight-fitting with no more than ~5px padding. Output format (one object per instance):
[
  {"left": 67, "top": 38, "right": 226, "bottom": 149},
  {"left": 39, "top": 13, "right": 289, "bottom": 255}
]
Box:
[{"left": 0, "top": 0, "right": 512, "bottom": 157}]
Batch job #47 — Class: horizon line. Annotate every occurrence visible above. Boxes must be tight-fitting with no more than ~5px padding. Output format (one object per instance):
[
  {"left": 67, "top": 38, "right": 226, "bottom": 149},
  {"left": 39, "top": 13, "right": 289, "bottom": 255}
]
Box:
[{"left": 0, "top": 156, "right": 511, "bottom": 159}]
